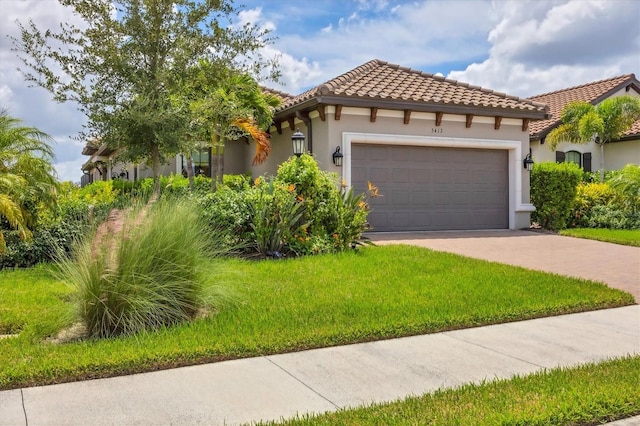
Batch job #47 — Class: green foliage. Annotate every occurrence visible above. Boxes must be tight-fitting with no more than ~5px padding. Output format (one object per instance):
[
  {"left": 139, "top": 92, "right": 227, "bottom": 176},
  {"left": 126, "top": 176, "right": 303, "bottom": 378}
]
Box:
[
  {"left": 194, "top": 156, "right": 371, "bottom": 257},
  {"left": 13, "top": 0, "right": 279, "bottom": 193},
  {"left": 608, "top": 164, "right": 640, "bottom": 215},
  {"left": 248, "top": 178, "right": 307, "bottom": 256},
  {"left": 570, "top": 182, "right": 617, "bottom": 227},
  {"left": 57, "top": 198, "right": 219, "bottom": 338},
  {"left": 547, "top": 96, "right": 640, "bottom": 150},
  {"left": 1, "top": 181, "right": 121, "bottom": 268},
  {"left": 222, "top": 173, "right": 252, "bottom": 191},
  {"left": 273, "top": 154, "right": 371, "bottom": 255},
  {"left": 546, "top": 96, "right": 640, "bottom": 182},
  {"left": 569, "top": 165, "right": 640, "bottom": 230},
  {"left": 196, "top": 186, "right": 252, "bottom": 250},
  {"left": 0, "top": 110, "right": 57, "bottom": 252},
  {"left": 586, "top": 205, "right": 639, "bottom": 229},
  {"left": 531, "top": 162, "right": 582, "bottom": 230},
  {"left": 275, "top": 154, "right": 341, "bottom": 235}
]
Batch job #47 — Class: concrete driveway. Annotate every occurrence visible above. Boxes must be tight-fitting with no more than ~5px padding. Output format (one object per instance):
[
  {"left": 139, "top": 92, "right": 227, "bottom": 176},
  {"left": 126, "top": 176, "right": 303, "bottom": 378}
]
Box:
[{"left": 369, "top": 230, "right": 640, "bottom": 301}]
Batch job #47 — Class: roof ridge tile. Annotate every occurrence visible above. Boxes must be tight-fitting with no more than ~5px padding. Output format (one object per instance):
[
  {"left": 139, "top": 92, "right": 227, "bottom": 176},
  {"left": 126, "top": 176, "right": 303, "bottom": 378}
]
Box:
[{"left": 529, "top": 74, "right": 635, "bottom": 99}]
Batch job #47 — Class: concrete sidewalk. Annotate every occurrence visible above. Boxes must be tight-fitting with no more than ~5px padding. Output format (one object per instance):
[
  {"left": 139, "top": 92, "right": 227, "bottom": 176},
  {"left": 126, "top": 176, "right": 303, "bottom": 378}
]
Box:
[{"left": 2, "top": 305, "right": 638, "bottom": 425}]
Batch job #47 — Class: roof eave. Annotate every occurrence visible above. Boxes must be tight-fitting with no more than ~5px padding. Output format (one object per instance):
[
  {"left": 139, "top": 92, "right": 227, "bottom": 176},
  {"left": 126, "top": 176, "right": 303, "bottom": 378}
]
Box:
[{"left": 275, "top": 96, "right": 548, "bottom": 121}]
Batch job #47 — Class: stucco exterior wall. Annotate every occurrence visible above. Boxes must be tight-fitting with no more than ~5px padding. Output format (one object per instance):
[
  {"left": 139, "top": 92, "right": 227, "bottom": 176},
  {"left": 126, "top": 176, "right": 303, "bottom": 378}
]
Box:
[
  {"left": 605, "top": 139, "right": 640, "bottom": 168},
  {"left": 257, "top": 106, "right": 533, "bottom": 229}
]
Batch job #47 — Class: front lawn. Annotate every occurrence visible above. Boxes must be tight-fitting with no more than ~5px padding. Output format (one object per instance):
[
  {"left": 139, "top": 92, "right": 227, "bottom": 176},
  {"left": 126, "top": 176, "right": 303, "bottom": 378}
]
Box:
[
  {"left": 0, "top": 245, "right": 633, "bottom": 389},
  {"left": 268, "top": 356, "right": 640, "bottom": 425},
  {"left": 560, "top": 228, "right": 640, "bottom": 247}
]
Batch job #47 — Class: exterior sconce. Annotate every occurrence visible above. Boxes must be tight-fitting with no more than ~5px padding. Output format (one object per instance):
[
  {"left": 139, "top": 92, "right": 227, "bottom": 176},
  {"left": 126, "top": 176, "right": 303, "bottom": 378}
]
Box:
[
  {"left": 523, "top": 151, "right": 534, "bottom": 171},
  {"left": 332, "top": 146, "right": 343, "bottom": 167},
  {"left": 291, "top": 129, "right": 305, "bottom": 157}
]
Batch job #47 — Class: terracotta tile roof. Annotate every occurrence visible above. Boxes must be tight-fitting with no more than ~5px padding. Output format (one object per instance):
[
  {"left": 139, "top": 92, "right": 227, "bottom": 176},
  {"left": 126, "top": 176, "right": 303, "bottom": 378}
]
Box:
[
  {"left": 278, "top": 59, "right": 547, "bottom": 117},
  {"left": 621, "top": 116, "right": 640, "bottom": 139},
  {"left": 261, "top": 86, "right": 295, "bottom": 104},
  {"left": 527, "top": 74, "right": 639, "bottom": 138}
]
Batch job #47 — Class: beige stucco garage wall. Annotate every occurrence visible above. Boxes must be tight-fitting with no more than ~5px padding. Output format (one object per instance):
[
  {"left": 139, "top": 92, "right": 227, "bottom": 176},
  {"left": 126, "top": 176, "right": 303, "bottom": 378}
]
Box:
[{"left": 256, "top": 106, "right": 534, "bottom": 229}]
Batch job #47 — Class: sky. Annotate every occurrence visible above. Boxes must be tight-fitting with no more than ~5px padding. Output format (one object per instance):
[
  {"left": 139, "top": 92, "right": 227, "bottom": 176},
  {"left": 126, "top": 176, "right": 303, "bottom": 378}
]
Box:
[{"left": 0, "top": 0, "right": 638, "bottom": 183}]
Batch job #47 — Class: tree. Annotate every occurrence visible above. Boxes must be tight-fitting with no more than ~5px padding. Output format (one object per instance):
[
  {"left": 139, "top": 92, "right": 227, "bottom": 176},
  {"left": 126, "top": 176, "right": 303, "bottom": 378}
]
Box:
[
  {"left": 13, "top": 0, "right": 278, "bottom": 194},
  {"left": 0, "top": 110, "right": 57, "bottom": 253},
  {"left": 546, "top": 96, "right": 640, "bottom": 182},
  {"left": 183, "top": 65, "right": 280, "bottom": 190}
]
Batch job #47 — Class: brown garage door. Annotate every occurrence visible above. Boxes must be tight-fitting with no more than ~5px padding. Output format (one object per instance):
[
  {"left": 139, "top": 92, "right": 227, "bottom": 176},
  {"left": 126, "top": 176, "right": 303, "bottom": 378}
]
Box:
[{"left": 351, "top": 144, "right": 508, "bottom": 232}]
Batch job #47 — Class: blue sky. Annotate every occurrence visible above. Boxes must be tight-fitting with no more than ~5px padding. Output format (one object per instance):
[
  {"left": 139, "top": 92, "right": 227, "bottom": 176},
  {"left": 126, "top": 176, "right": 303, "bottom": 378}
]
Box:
[{"left": 1, "top": 0, "right": 638, "bottom": 182}]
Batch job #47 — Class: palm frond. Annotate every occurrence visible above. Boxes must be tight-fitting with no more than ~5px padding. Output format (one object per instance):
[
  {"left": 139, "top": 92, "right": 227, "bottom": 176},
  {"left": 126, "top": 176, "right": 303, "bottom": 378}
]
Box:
[{"left": 232, "top": 118, "right": 271, "bottom": 165}]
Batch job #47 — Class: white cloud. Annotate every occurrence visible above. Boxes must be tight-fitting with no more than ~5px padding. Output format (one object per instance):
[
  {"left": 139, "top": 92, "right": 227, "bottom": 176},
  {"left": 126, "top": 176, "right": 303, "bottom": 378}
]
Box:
[
  {"left": 264, "top": 0, "right": 499, "bottom": 93},
  {"left": 1, "top": 0, "right": 89, "bottom": 182},
  {"left": 2, "top": 0, "right": 638, "bottom": 185},
  {"left": 448, "top": 0, "right": 640, "bottom": 97}
]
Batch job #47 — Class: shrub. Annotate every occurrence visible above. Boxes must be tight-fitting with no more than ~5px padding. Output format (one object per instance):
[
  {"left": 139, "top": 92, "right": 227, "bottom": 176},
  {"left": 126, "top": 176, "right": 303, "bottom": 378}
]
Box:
[
  {"left": 58, "top": 198, "right": 220, "bottom": 338},
  {"left": 0, "top": 181, "right": 120, "bottom": 268},
  {"left": 222, "top": 173, "right": 252, "bottom": 191},
  {"left": 570, "top": 182, "right": 617, "bottom": 228},
  {"left": 608, "top": 164, "right": 640, "bottom": 216},
  {"left": 586, "top": 204, "right": 640, "bottom": 229},
  {"left": 275, "top": 154, "right": 341, "bottom": 236},
  {"left": 196, "top": 185, "right": 252, "bottom": 250},
  {"left": 248, "top": 178, "right": 307, "bottom": 256},
  {"left": 531, "top": 162, "right": 582, "bottom": 230}
]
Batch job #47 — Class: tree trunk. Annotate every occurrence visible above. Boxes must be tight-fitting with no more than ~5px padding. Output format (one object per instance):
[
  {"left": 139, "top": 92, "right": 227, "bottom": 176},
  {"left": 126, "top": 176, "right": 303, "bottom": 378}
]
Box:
[
  {"left": 216, "top": 138, "right": 224, "bottom": 184},
  {"left": 185, "top": 153, "right": 195, "bottom": 191},
  {"left": 152, "top": 144, "right": 161, "bottom": 195},
  {"left": 599, "top": 143, "right": 605, "bottom": 183}
]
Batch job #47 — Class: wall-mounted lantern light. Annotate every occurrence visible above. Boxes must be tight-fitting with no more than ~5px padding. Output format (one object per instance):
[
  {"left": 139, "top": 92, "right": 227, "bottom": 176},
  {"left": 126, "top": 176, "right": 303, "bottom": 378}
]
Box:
[
  {"left": 291, "top": 129, "right": 305, "bottom": 157},
  {"left": 523, "top": 151, "right": 534, "bottom": 171},
  {"left": 332, "top": 146, "right": 343, "bottom": 167}
]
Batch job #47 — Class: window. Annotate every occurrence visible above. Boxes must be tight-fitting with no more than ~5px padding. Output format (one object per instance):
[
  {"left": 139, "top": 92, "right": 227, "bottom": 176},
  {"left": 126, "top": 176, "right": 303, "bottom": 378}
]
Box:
[
  {"left": 565, "top": 151, "right": 582, "bottom": 167},
  {"left": 181, "top": 148, "right": 212, "bottom": 177},
  {"left": 556, "top": 151, "right": 592, "bottom": 172}
]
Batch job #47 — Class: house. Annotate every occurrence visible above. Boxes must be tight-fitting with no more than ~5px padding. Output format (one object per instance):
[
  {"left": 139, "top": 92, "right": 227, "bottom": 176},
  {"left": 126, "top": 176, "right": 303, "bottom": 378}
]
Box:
[
  {"left": 225, "top": 59, "right": 548, "bottom": 231},
  {"left": 80, "top": 139, "right": 180, "bottom": 187},
  {"left": 527, "top": 74, "right": 640, "bottom": 172},
  {"left": 80, "top": 59, "right": 549, "bottom": 232}
]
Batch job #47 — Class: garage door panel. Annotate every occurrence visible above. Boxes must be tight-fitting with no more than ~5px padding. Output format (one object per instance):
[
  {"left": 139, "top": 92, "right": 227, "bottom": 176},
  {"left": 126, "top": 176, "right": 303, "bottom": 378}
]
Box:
[
  {"left": 392, "top": 190, "right": 410, "bottom": 205},
  {"left": 392, "top": 168, "right": 409, "bottom": 183},
  {"left": 368, "top": 146, "right": 389, "bottom": 160},
  {"left": 352, "top": 144, "right": 508, "bottom": 232}
]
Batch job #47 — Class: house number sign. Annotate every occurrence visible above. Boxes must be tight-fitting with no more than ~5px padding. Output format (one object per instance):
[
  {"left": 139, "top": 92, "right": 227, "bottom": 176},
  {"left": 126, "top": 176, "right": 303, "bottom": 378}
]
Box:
[{"left": 431, "top": 128, "right": 444, "bottom": 134}]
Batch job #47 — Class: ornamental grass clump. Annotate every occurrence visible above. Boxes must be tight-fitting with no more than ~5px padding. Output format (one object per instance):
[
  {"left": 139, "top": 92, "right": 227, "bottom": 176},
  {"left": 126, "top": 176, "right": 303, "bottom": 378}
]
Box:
[{"left": 58, "top": 198, "right": 218, "bottom": 338}]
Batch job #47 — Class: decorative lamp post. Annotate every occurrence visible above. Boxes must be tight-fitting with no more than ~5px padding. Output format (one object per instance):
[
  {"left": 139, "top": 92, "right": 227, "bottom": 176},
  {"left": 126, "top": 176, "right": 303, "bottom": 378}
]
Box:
[{"left": 291, "top": 129, "right": 305, "bottom": 157}]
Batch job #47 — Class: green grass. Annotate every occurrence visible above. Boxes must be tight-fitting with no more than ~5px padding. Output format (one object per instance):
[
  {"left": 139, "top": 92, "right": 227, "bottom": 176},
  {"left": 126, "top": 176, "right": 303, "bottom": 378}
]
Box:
[
  {"left": 267, "top": 356, "right": 640, "bottom": 425},
  {"left": 0, "top": 245, "right": 633, "bottom": 389},
  {"left": 559, "top": 228, "right": 640, "bottom": 247}
]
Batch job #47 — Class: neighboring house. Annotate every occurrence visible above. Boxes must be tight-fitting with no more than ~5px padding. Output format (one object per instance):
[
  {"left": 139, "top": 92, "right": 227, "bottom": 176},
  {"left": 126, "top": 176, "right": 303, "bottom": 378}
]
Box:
[
  {"left": 528, "top": 74, "right": 640, "bottom": 172},
  {"left": 80, "top": 140, "right": 182, "bottom": 186},
  {"left": 80, "top": 59, "right": 549, "bottom": 232}
]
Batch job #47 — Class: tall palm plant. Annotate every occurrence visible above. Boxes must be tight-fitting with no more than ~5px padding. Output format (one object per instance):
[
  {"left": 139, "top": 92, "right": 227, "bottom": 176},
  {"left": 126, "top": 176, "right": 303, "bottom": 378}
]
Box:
[
  {"left": 183, "top": 64, "right": 280, "bottom": 190},
  {"left": 0, "top": 110, "right": 57, "bottom": 253},
  {"left": 546, "top": 96, "right": 640, "bottom": 182}
]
